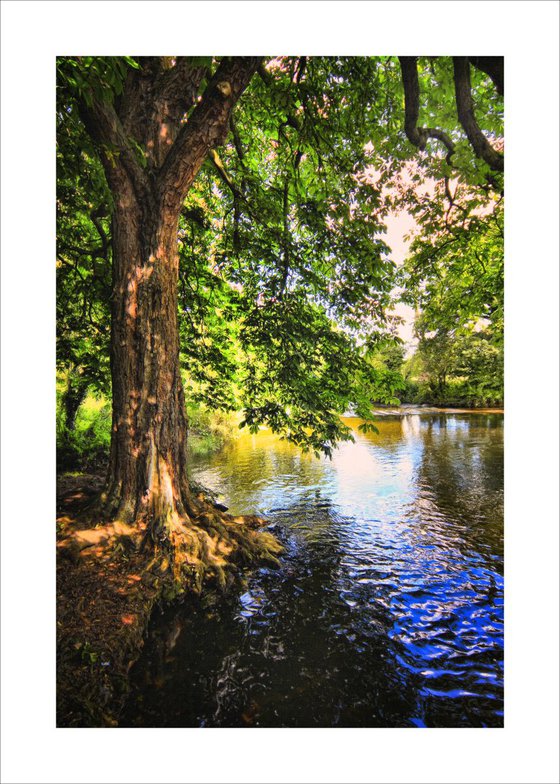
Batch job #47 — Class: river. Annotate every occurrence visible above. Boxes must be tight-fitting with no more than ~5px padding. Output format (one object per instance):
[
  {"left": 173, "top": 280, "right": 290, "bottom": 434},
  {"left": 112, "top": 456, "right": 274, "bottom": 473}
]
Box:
[{"left": 121, "top": 412, "right": 504, "bottom": 727}]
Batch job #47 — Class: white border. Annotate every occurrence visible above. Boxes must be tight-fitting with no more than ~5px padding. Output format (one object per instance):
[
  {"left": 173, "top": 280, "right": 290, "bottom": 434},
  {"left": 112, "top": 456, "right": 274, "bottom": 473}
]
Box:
[{"left": 1, "top": 2, "right": 559, "bottom": 783}]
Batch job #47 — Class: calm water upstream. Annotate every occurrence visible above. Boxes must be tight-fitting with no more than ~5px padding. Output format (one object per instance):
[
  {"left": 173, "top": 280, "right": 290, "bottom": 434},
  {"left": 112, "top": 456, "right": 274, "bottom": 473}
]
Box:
[{"left": 122, "top": 413, "right": 504, "bottom": 727}]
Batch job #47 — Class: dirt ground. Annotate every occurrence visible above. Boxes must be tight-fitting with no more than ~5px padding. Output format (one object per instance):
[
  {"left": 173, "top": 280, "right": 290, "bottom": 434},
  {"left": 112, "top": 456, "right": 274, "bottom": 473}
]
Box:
[
  {"left": 56, "top": 473, "right": 282, "bottom": 726},
  {"left": 56, "top": 474, "right": 165, "bottom": 726}
]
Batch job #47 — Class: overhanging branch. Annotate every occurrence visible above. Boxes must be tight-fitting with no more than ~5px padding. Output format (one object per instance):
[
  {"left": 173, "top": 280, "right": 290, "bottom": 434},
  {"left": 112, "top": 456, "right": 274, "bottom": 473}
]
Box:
[
  {"left": 469, "top": 56, "right": 504, "bottom": 96},
  {"left": 453, "top": 57, "right": 504, "bottom": 172},
  {"left": 208, "top": 148, "right": 284, "bottom": 247},
  {"left": 399, "top": 56, "right": 503, "bottom": 175},
  {"left": 398, "top": 57, "right": 456, "bottom": 165}
]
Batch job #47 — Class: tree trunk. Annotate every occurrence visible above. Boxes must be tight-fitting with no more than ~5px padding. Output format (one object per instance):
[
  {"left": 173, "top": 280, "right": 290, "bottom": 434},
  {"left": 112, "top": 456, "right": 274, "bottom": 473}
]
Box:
[
  {"left": 77, "top": 56, "right": 261, "bottom": 546},
  {"left": 64, "top": 368, "right": 88, "bottom": 431},
  {"left": 102, "top": 191, "right": 191, "bottom": 540}
]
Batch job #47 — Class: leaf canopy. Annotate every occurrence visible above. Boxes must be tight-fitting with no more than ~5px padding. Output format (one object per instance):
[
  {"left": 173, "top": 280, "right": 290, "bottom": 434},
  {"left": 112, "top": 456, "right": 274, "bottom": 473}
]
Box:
[{"left": 57, "top": 55, "right": 504, "bottom": 453}]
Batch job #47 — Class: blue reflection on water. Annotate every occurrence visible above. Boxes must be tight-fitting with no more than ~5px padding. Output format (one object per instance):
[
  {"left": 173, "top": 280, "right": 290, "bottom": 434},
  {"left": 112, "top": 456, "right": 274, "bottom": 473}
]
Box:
[{"left": 123, "top": 413, "right": 503, "bottom": 728}]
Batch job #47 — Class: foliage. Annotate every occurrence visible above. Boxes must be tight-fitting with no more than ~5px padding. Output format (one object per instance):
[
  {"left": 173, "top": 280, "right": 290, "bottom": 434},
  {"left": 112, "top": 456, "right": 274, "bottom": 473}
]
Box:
[
  {"left": 56, "top": 71, "right": 112, "bottom": 396},
  {"left": 363, "top": 338, "right": 408, "bottom": 405},
  {"left": 185, "top": 403, "right": 240, "bottom": 457},
  {"left": 398, "top": 191, "right": 504, "bottom": 337},
  {"left": 56, "top": 382, "right": 239, "bottom": 468},
  {"left": 405, "top": 322, "right": 503, "bottom": 407},
  {"left": 57, "top": 56, "right": 139, "bottom": 107},
  {"left": 452, "top": 329, "right": 503, "bottom": 405},
  {"left": 56, "top": 56, "right": 504, "bottom": 461},
  {"left": 170, "top": 57, "right": 411, "bottom": 454},
  {"left": 393, "top": 76, "right": 504, "bottom": 409},
  {"left": 57, "top": 384, "right": 111, "bottom": 471}
]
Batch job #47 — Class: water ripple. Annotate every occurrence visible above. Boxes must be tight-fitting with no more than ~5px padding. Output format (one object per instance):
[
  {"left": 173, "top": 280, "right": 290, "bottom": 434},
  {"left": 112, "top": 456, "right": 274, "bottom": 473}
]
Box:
[{"left": 123, "top": 413, "right": 504, "bottom": 728}]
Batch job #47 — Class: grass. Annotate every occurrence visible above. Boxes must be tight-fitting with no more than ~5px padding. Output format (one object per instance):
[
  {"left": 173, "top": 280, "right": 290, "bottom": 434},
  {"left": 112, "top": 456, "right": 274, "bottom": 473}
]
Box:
[
  {"left": 186, "top": 403, "right": 241, "bottom": 456},
  {"left": 57, "top": 385, "right": 239, "bottom": 472}
]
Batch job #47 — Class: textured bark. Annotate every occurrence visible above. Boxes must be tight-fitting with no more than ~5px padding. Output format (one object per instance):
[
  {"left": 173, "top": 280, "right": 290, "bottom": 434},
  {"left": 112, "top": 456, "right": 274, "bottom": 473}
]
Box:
[
  {"left": 399, "top": 56, "right": 503, "bottom": 173},
  {"left": 399, "top": 56, "right": 425, "bottom": 149},
  {"left": 79, "top": 57, "right": 260, "bottom": 538},
  {"left": 398, "top": 56, "right": 456, "bottom": 165},
  {"left": 469, "top": 56, "right": 504, "bottom": 96},
  {"left": 103, "top": 194, "right": 191, "bottom": 533},
  {"left": 453, "top": 57, "right": 504, "bottom": 173},
  {"left": 64, "top": 369, "right": 89, "bottom": 432}
]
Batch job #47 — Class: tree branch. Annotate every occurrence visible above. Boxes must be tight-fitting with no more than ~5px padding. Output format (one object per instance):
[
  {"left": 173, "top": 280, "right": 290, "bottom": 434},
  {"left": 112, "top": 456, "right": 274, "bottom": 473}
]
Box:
[
  {"left": 156, "top": 57, "right": 209, "bottom": 114},
  {"left": 453, "top": 57, "right": 504, "bottom": 172},
  {"left": 117, "top": 56, "right": 159, "bottom": 135},
  {"left": 208, "top": 148, "right": 240, "bottom": 196},
  {"left": 257, "top": 62, "right": 273, "bottom": 87},
  {"left": 399, "top": 56, "right": 425, "bottom": 149},
  {"left": 296, "top": 56, "right": 307, "bottom": 84},
  {"left": 229, "top": 115, "right": 244, "bottom": 160},
  {"left": 208, "top": 147, "right": 284, "bottom": 247},
  {"left": 398, "top": 57, "right": 455, "bottom": 165},
  {"left": 423, "top": 127, "right": 455, "bottom": 165},
  {"left": 469, "top": 56, "right": 504, "bottom": 96},
  {"left": 90, "top": 209, "right": 109, "bottom": 259},
  {"left": 58, "top": 242, "right": 105, "bottom": 259},
  {"left": 118, "top": 57, "right": 210, "bottom": 171},
  {"left": 78, "top": 96, "right": 152, "bottom": 207},
  {"left": 259, "top": 59, "right": 302, "bottom": 137},
  {"left": 157, "top": 56, "right": 261, "bottom": 213},
  {"left": 280, "top": 177, "right": 290, "bottom": 297}
]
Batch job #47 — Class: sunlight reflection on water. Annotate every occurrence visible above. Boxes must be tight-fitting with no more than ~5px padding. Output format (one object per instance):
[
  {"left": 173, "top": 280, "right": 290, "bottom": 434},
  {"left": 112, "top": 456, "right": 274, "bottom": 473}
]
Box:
[{"left": 123, "top": 413, "right": 503, "bottom": 728}]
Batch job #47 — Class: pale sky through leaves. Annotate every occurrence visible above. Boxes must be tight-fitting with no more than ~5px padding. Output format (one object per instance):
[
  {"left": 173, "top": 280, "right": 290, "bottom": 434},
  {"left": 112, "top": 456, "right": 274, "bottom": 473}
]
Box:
[{"left": 385, "top": 209, "right": 417, "bottom": 351}]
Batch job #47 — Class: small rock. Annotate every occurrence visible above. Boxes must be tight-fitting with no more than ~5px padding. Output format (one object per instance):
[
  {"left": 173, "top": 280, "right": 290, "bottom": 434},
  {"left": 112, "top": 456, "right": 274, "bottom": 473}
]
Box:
[{"left": 214, "top": 502, "right": 229, "bottom": 512}]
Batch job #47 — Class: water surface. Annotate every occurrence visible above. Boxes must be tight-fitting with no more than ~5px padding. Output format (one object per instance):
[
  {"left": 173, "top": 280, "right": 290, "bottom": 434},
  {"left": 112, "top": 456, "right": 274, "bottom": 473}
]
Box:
[{"left": 122, "top": 413, "right": 503, "bottom": 727}]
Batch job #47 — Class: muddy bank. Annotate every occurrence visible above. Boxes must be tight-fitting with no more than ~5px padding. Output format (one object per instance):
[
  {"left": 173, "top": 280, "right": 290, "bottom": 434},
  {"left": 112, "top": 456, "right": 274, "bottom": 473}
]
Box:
[{"left": 56, "top": 473, "right": 281, "bottom": 727}]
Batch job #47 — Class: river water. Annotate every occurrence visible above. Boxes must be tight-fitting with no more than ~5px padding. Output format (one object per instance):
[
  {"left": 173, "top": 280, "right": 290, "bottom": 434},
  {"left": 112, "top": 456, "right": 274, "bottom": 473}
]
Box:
[{"left": 122, "top": 412, "right": 504, "bottom": 727}]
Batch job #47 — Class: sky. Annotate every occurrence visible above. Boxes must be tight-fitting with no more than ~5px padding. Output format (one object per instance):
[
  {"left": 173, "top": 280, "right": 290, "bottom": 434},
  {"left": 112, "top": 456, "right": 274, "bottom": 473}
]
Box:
[{"left": 384, "top": 209, "right": 417, "bottom": 351}]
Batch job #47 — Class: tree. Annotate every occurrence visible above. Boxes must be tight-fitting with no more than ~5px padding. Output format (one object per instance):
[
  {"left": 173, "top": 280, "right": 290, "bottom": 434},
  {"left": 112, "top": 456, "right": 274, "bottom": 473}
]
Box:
[
  {"left": 412, "top": 316, "right": 455, "bottom": 401},
  {"left": 392, "top": 56, "right": 504, "bottom": 407},
  {"left": 58, "top": 57, "right": 263, "bottom": 540},
  {"left": 363, "top": 337, "right": 408, "bottom": 405},
  {"left": 453, "top": 327, "right": 503, "bottom": 405},
  {"left": 396, "top": 152, "right": 504, "bottom": 406},
  {"left": 408, "top": 320, "right": 503, "bottom": 406},
  {"left": 57, "top": 56, "right": 504, "bottom": 558},
  {"left": 56, "top": 99, "right": 112, "bottom": 421}
]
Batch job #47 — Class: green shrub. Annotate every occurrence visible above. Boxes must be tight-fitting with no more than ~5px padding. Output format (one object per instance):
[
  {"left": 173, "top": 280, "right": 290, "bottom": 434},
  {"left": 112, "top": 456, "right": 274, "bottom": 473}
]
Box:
[
  {"left": 57, "top": 390, "right": 111, "bottom": 472},
  {"left": 56, "top": 387, "right": 240, "bottom": 473},
  {"left": 186, "top": 403, "right": 240, "bottom": 456}
]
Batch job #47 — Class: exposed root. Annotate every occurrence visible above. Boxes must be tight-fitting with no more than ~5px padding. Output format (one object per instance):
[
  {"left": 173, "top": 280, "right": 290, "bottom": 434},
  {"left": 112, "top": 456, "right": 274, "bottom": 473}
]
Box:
[
  {"left": 59, "top": 488, "right": 283, "bottom": 592},
  {"left": 57, "top": 521, "right": 138, "bottom": 563},
  {"left": 57, "top": 477, "right": 284, "bottom": 727},
  {"left": 148, "top": 495, "right": 284, "bottom": 597}
]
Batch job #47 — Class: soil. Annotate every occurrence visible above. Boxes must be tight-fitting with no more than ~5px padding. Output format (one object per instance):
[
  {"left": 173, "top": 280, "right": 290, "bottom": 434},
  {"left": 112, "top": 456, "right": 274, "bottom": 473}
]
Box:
[
  {"left": 56, "top": 472, "right": 282, "bottom": 727},
  {"left": 57, "top": 474, "right": 158, "bottom": 726}
]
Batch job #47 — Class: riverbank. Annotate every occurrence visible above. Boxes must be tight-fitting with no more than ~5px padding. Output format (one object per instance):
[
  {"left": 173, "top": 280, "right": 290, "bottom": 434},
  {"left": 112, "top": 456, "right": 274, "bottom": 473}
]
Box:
[
  {"left": 366, "top": 405, "right": 504, "bottom": 416},
  {"left": 56, "top": 473, "right": 282, "bottom": 727},
  {"left": 56, "top": 388, "right": 241, "bottom": 474},
  {"left": 57, "top": 474, "right": 162, "bottom": 726}
]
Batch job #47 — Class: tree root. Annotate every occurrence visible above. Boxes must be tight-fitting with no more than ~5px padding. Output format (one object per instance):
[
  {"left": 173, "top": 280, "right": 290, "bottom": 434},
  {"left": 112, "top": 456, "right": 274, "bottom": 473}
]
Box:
[
  {"left": 152, "top": 496, "right": 284, "bottom": 597},
  {"left": 56, "top": 476, "right": 283, "bottom": 726},
  {"left": 59, "top": 487, "right": 284, "bottom": 596}
]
